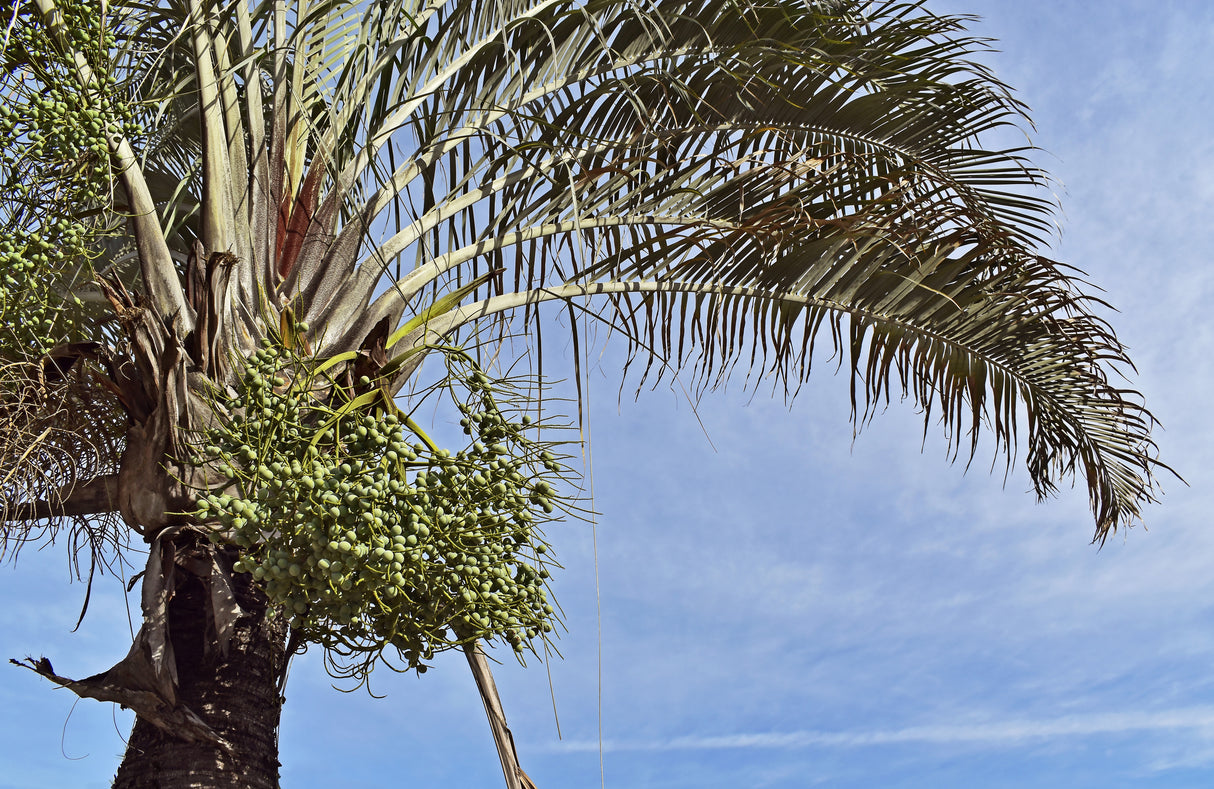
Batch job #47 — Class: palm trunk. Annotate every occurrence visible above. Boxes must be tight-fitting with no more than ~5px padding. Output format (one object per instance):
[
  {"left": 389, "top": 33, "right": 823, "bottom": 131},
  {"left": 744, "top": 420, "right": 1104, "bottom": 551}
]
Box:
[
  {"left": 87, "top": 279, "right": 290, "bottom": 787},
  {"left": 112, "top": 552, "right": 289, "bottom": 789}
]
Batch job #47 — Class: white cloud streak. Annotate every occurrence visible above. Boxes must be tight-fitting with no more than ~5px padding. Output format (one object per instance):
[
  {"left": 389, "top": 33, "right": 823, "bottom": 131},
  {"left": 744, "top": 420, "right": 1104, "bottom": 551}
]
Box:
[{"left": 546, "top": 708, "right": 1214, "bottom": 754}]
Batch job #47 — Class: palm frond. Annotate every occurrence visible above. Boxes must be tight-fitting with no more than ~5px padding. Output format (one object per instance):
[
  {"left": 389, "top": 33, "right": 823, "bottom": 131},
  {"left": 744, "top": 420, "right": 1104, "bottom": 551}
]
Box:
[{"left": 258, "top": 0, "right": 1159, "bottom": 538}]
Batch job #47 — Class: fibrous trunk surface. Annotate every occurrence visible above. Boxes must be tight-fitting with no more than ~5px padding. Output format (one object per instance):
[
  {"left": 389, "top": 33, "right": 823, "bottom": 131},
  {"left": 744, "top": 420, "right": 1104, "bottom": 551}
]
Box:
[{"left": 113, "top": 550, "right": 289, "bottom": 789}]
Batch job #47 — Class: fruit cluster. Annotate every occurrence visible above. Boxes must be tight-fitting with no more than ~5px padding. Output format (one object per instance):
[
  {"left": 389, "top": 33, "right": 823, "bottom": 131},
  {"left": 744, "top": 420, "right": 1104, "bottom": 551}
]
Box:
[
  {"left": 0, "top": 1, "right": 140, "bottom": 354},
  {"left": 197, "top": 338, "right": 572, "bottom": 677}
]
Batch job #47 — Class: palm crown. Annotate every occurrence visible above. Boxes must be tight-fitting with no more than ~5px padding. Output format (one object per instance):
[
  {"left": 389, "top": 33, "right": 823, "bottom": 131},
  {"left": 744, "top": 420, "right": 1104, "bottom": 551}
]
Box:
[{"left": 36, "top": 0, "right": 1153, "bottom": 528}]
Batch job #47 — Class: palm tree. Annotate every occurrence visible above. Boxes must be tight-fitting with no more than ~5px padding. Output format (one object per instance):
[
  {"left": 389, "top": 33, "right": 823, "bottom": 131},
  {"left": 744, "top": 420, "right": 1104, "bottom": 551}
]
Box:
[{"left": 0, "top": 0, "right": 1166, "bottom": 786}]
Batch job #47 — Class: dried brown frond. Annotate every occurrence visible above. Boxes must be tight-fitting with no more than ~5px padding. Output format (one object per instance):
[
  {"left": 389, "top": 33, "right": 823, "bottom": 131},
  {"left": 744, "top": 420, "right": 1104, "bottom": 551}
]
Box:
[{"left": 0, "top": 351, "right": 127, "bottom": 572}]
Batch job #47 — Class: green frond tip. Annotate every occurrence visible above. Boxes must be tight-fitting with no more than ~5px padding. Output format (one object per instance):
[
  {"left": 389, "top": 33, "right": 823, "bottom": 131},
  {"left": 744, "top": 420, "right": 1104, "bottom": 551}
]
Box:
[{"left": 593, "top": 237, "right": 1173, "bottom": 542}]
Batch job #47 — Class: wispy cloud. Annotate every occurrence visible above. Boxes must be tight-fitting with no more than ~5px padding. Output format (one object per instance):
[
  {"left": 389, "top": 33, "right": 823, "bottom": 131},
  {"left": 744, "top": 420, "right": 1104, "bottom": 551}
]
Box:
[{"left": 545, "top": 707, "right": 1214, "bottom": 754}]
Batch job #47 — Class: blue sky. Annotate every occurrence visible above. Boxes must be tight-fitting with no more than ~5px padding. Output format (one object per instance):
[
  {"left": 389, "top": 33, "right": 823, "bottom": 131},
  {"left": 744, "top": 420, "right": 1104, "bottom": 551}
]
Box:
[{"left": 4, "top": 2, "right": 1214, "bottom": 787}]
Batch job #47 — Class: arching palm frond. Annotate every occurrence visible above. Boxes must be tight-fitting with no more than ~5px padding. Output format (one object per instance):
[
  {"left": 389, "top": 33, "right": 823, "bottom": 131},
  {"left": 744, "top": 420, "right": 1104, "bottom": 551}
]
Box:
[{"left": 210, "top": 0, "right": 1156, "bottom": 538}]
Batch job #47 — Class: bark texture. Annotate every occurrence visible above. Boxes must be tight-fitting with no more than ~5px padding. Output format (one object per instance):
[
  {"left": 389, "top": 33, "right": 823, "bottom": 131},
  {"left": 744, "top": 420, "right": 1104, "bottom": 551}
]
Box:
[{"left": 112, "top": 548, "right": 289, "bottom": 789}]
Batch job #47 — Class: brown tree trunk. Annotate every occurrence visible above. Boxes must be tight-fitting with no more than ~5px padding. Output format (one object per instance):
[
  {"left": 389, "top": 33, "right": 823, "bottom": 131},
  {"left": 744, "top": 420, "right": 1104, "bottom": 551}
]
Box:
[
  {"left": 112, "top": 552, "right": 289, "bottom": 789},
  {"left": 94, "top": 278, "right": 295, "bottom": 787}
]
